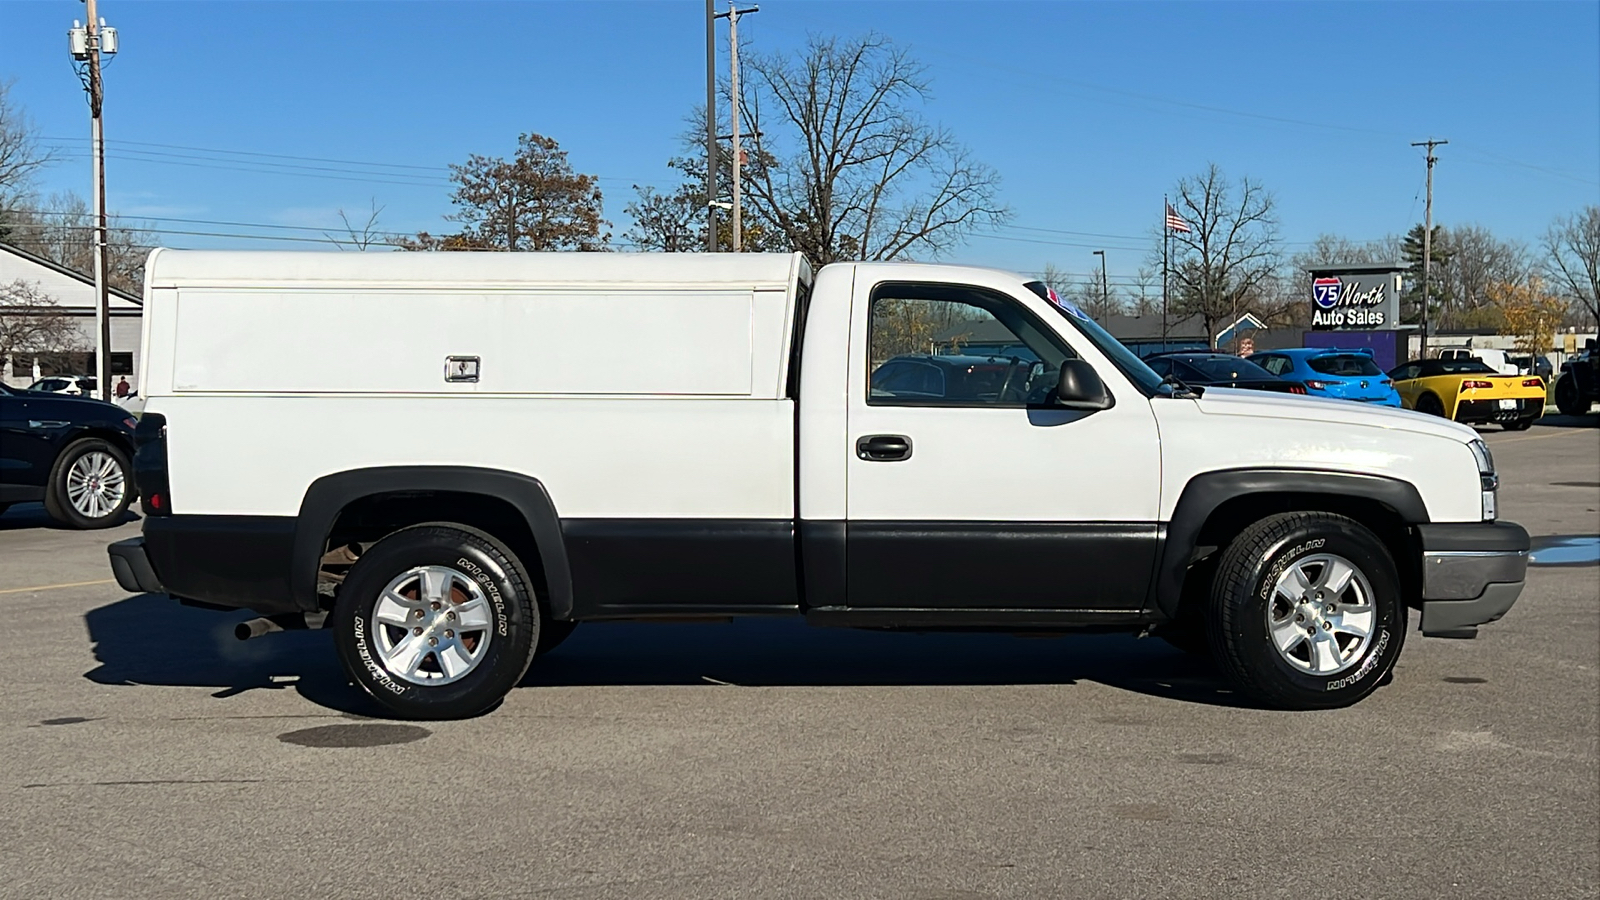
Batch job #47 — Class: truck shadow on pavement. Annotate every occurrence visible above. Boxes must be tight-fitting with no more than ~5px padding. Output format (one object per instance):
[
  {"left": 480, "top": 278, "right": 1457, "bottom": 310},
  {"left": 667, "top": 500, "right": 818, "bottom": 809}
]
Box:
[
  {"left": 0, "top": 501, "right": 140, "bottom": 531},
  {"left": 83, "top": 594, "right": 1253, "bottom": 713}
]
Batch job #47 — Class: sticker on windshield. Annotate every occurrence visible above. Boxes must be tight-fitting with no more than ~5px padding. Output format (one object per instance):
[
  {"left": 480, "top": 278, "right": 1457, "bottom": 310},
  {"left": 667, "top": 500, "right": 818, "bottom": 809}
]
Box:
[{"left": 1047, "top": 286, "right": 1088, "bottom": 319}]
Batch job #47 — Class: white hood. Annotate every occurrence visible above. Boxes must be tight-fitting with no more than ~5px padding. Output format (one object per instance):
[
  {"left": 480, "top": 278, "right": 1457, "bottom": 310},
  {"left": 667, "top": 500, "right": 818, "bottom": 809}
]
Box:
[{"left": 1191, "top": 387, "right": 1480, "bottom": 443}]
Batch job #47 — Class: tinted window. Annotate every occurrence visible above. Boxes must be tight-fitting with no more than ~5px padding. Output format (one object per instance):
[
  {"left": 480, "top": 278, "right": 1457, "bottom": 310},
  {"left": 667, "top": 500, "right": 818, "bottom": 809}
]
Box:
[
  {"left": 869, "top": 284, "right": 1071, "bottom": 406},
  {"left": 1389, "top": 364, "right": 1420, "bottom": 381},
  {"left": 1256, "top": 355, "right": 1289, "bottom": 376},
  {"left": 1145, "top": 357, "right": 1172, "bottom": 377},
  {"left": 1186, "top": 356, "right": 1276, "bottom": 381},
  {"left": 1307, "top": 354, "right": 1383, "bottom": 376}
]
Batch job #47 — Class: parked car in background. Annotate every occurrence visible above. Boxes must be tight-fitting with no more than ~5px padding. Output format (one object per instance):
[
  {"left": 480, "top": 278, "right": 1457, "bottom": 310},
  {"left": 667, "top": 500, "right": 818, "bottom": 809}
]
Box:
[
  {"left": 1554, "top": 341, "right": 1598, "bottom": 416},
  {"left": 1142, "top": 352, "right": 1307, "bottom": 394},
  {"left": 871, "top": 352, "right": 1053, "bottom": 404},
  {"left": 0, "top": 382, "right": 138, "bottom": 527},
  {"left": 1506, "top": 354, "right": 1553, "bottom": 380},
  {"left": 1248, "top": 348, "right": 1401, "bottom": 407},
  {"left": 1437, "top": 348, "right": 1519, "bottom": 375},
  {"left": 27, "top": 375, "right": 98, "bottom": 396},
  {"left": 1388, "top": 357, "right": 1546, "bottom": 430}
]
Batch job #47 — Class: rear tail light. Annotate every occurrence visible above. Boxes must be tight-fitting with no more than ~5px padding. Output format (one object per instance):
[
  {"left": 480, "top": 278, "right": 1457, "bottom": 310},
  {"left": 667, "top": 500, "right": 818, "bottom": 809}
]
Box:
[
  {"left": 1287, "top": 385, "right": 1307, "bottom": 394},
  {"left": 1380, "top": 379, "right": 1392, "bottom": 386},
  {"left": 1304, "top": 380, "right": 1329, "bottom": 390},
  {"left": 1461, "top": 379, "right": 1493, "bottom": 389},
  {"left": 1522, "top": 378, "right": 1543, "bottom": 388}
]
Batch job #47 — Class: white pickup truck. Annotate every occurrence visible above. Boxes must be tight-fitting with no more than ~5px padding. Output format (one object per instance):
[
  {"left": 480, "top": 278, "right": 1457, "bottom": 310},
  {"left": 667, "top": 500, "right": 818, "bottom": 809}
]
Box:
[{"left": 107, "top": 251, "right": 1528, "bottom": 719}]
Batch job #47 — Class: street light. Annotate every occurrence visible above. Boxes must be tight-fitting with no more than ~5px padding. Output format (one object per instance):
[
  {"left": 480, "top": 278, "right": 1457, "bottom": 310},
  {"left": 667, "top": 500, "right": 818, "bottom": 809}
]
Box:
[{"left": 1091, "top": 250, "right": 1108, "bottom": 322}]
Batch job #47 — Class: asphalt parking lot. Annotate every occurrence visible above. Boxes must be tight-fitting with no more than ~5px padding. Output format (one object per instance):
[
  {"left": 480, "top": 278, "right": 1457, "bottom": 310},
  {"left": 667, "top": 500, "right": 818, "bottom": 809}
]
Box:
[{"left": 2, "top": 419, "right": 1596, "bottom": 900}]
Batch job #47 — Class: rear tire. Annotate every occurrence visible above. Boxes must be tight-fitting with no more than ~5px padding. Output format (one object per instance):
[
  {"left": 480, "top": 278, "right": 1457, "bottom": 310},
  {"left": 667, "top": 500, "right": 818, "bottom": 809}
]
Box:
[
  {"left": 1208, "top": 512, "right": 1406, "bottom": 710},
  {"left": 1415, "top": 393, "right": 1446, "bottom": 418},
  {"left": 1554, "top": 374, "right": 1587, "bottom": 416},
  {"left": 333, "top": 525, "right": 540, "bottom": 720},
  {"left": 44, "top": 438, "right": 132, "bottom": 529},
  {"left": 1504, "top": 418, "right": 1534, "bottom": 431}
]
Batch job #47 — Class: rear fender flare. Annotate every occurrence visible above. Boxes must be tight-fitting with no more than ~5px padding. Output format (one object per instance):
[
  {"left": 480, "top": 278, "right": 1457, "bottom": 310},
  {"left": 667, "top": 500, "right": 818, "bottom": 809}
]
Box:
[{"left": 292, "top": 466, "right": 573, "bottom": 618}]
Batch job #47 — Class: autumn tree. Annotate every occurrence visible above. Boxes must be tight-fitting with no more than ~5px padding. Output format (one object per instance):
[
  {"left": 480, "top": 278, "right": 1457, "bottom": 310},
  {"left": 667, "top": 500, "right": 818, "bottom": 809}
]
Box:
[
  {"left": 736, "top": 33, "right": 1009, "bottom": 264},
  {"left": 623, "top": 135, "right": 780, "bottom": 253},
  {"left": 0, "top": 280, "right": 85, "bottom": 365},
  {"left": 1489, "top": 277, "right": 1565, "bottom": 355},
  {"left": 400, "top": 133, "right": 608, "bottom": 251},
  {"left": 1544, "top": 206, "right": 1600, "bottom": 328},
  {"left": 1163, "top": 164, "right": 1280, "bottom": 345}
]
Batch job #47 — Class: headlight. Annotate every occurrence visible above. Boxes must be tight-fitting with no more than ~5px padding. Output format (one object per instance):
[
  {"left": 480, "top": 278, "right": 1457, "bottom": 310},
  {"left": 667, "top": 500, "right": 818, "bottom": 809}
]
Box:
[{"left": 1469, "top": 439, "right": 1497, "bottom": 520}]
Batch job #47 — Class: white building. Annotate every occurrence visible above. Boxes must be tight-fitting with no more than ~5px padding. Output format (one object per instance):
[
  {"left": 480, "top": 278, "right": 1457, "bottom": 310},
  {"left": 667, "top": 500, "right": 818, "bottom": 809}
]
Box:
[{"left": 0, "top": 241, "right": 143, "bottom": 391}]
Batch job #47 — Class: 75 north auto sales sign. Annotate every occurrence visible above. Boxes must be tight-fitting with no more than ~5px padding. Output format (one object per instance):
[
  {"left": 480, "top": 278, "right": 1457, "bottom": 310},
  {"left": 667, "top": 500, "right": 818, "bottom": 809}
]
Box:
[{"left": 1310, "top": 269, "right": 1402, "bottom": 330}]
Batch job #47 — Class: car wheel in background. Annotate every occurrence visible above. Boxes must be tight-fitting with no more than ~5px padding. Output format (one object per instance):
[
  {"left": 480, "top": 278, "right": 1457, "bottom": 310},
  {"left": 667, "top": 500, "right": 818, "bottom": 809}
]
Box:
[
  {"left": 1415, "top": 393, "right": 1446, "bottom": 417},
  {"left": 44, "top": 438, "right": 132, "bottom": 529},
  {"left": 1554, "top": 374, "right": 1587, "bottom": 416},
  {"left": 332, "top": 525, "right": 540, "bottom": 720},
  {"left": 1207, "top": 511, "right": 1406, "bottom": 710}
]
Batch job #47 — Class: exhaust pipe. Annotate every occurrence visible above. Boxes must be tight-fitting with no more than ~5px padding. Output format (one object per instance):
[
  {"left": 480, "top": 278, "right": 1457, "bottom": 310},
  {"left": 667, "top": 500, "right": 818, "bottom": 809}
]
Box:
[{"left": 235, "top": 611, "right": 329, "bottom": 641}]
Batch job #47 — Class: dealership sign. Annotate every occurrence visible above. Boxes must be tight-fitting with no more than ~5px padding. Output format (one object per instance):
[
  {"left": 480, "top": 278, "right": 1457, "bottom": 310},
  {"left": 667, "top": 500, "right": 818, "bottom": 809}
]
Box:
[{"left": 1309, "top": 267, "right": 1403, "bottom": 330}]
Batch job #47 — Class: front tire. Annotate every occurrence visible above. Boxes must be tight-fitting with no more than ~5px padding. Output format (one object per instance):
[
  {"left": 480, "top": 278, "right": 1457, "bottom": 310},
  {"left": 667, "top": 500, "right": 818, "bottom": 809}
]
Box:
[
  {"left": 1415, "top": 393, "right": 1446, "bottom": 418},
  {"left": 44, "top": 438, "right": 132, "bottom": 529},
  {"left": 333, "top": 525, "right": 540, "bottom": 720},
  {"left": 1208, "top": 512, "right": 1406, "bottom": 710}
]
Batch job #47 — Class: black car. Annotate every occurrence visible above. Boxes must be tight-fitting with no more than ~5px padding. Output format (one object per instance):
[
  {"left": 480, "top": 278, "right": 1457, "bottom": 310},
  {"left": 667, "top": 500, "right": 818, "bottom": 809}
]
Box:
[
  {"left": 0, "top": 382, "right": 138, "bottom": 528},
  {"left": 1142, "top": 352, "right": 1308, "bottom": 394}
]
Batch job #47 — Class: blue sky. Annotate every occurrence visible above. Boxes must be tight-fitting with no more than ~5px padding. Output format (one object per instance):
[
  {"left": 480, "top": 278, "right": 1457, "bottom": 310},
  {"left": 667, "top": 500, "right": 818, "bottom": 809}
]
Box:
[{"left": 2, "top": 0, "right": 1596, "bottom": 287}]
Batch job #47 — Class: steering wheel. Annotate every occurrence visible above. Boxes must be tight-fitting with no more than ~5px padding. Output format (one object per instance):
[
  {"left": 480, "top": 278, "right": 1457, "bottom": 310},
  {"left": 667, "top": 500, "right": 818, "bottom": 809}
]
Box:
[{"left": 997, "top": 358, "right": 1030, "bottom": 404}]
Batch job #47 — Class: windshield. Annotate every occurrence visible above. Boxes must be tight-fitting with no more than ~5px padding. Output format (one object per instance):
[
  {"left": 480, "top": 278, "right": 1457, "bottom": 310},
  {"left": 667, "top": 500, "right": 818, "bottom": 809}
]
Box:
[
  {"left": 1307, "top": 354, "right": 1383, "bottom": 376},
  {"left": 1024, "top": 281, "right": 1164, "bottom": 394},
  {"left": 1186, "top": 356, "right": 1275, "bottom": 380}
]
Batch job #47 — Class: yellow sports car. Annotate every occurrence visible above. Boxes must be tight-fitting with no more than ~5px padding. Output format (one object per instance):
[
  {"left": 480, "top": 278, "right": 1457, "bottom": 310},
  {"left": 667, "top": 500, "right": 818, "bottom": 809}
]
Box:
[{"left": 1387, "top": 357, "right": 1546, "bottom": 430}]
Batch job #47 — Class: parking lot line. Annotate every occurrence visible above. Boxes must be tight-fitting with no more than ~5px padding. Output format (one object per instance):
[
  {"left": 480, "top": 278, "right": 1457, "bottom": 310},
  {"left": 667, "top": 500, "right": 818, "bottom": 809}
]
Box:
[
  {"left": 1494, "top": 428, "right": 1596, "bottom": 445},
  {"left": 0, "top": 578, "right": 115, "bottom": 595}
]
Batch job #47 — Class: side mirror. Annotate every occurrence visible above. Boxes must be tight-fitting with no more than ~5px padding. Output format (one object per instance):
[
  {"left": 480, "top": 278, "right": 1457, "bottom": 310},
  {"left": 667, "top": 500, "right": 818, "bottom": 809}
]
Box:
[{"left": 1055, "top": 359, "right": 1114, "bottom": 410}]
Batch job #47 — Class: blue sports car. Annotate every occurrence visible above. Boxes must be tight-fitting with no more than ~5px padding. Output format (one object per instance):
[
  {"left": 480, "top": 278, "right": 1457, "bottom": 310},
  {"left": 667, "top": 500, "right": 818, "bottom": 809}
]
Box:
[{"left": 1247, "top": 348, "right": 1402, "bottom": 406}]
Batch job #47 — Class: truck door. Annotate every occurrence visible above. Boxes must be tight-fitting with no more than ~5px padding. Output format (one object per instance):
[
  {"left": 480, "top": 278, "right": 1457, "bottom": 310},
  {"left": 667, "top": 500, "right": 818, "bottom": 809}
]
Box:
[{"left": 843, "top": 279, "right": 1162, "bottom": 610}]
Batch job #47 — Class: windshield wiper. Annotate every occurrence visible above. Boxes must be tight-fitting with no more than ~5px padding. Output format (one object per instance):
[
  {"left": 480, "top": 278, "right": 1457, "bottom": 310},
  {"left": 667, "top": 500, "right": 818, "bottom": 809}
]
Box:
[{"left": 1160, "top": 373, "right": 1202, "bottom": 398}]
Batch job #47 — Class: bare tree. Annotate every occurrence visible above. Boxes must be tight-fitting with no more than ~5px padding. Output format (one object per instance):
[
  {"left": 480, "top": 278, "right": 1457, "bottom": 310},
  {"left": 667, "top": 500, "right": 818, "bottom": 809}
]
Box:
[
  {"left": 1165, "top": 164, "right": 1280, "bottom": 345},
  {"left": 325, "top": 198, "right": 387, "bottom": 251},
  {"left": 1438, "top": 225, "right": 1530, "bottom": 326},
  {"left": 1127, "top": 267, "right": 1160, "bottom": 318},
  {"left": 4, "top": 191, "right": 155, "bottom": 295},
  {"left": 624, "top": 183, "right": 703, "bottom": 252},
  {"left": 739, "top": 33, "right": 1009, "bottom": 265},
  {"left": 1544, "top": 206, "right": 1600, "bottom": 328},
  {"left": 0, "top": 81, "right": 55, "bottom": 212},
  {"left": 0, "top": 280, "right": 85, "bottom": 368}
]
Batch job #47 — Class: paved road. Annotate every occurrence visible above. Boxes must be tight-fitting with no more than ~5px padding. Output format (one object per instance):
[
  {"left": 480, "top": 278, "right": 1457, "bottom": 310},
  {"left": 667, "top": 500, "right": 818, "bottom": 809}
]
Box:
[{"left": 2, "top": 420, "right": 1596, "bottom": 899}]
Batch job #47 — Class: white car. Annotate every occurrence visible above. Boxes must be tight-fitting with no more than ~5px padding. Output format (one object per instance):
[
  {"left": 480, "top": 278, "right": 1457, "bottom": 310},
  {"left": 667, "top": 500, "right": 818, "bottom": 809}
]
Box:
[
  {"left": 27, "top": 375, "right": 97, "bottom": 396},
  {"left": 107, "top": 250, "right": 1529, "bottom": 719}
]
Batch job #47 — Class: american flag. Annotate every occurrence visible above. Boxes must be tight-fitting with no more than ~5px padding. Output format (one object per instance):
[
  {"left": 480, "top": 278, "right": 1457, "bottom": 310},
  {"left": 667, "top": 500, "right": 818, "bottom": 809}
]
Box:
[{"left": 1165, "top": 203, "right": 1191, "bottom": 233}]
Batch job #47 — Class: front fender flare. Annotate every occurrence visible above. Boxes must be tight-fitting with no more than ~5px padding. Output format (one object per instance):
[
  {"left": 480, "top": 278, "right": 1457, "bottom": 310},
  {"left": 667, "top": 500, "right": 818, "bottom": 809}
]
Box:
[{"left": 1152, "top": 469, "right": 1429, "bottom": 618}]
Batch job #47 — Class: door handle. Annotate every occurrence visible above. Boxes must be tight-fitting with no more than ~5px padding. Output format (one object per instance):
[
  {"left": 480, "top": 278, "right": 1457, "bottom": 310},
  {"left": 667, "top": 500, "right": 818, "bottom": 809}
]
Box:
[{"left": 856, "top": 434, "right": 913, "bottom": 462}]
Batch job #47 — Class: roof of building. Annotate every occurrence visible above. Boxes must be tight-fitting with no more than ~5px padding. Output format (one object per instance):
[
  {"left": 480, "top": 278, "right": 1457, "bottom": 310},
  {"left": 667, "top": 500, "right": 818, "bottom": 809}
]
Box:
[{"left": 0, "top": 242, "right": 143, "bottom": 308}]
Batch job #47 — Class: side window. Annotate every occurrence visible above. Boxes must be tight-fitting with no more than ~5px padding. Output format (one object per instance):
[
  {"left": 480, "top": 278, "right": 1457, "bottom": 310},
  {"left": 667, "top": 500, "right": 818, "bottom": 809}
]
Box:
[
  {"left": 1391, "top": 364, "right": 1418, "bottom": 381},
  {"left": 1145, "top": 357, "right": 1172, "bottom": 377},
  {"left": 1260, "top": 356, "right": 1288, "bottom": 376},
  {"left": 867, "top": 283, "right": 1072, "bottom": 407}
]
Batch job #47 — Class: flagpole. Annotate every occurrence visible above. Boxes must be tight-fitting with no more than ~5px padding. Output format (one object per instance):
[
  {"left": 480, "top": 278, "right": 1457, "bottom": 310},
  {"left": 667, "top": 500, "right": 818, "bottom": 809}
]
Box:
[{"left": 1161, "top": 195, "right": 1169, "bottom": 351}]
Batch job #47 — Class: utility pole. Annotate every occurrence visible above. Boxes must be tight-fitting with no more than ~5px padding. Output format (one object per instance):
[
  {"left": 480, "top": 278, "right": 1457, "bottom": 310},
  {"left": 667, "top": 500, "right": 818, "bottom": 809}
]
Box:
[
  {"left": 705, "top": 0, "right": 718, "bottom": 252},
  {"left": 715, "top": 3, "right": 758, "bottom": 252},
  {"left": 1411, "top": 138, "right": 1447, "bottom": 354},
  {"left": 1092, "top": 250, "right": 1108, "bottom": 323},
  {"left": 69, "top": 2, "right": 117, "bottom": 401}
]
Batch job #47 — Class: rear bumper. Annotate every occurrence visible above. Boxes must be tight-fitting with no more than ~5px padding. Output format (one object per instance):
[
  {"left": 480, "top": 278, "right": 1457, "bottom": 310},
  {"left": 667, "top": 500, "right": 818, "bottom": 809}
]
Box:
[
  {"left": 1417, "top": 521, "right": 1530, "bottom": 637},
  {"left": 109, "top": 515, "right": 301, "bottom": 615},
  {"left": 108, "top": 537, "right": 164, "bottom": 594},
  {"left": 1454, "top": 397, "right": 1543, "bottom": 424}
]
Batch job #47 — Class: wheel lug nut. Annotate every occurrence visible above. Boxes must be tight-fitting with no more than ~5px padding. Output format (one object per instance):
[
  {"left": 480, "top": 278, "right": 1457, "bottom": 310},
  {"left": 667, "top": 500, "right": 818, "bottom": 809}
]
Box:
[
  {"left": 428, "top": 637, "right": 438, "bottom": 647},
  {"left": 431, "top": 601, "right": 442, "bottom": 610},
  {"left": 444, "top": 629, "right": 454, "bottom": 638},
  {"left": 414, "top": 609, "right": 424, "bottom": 619},
  {"left": 412, "top": 626, "right": 422, "bottom": 635},
  {"left": 1323, "top": 621, "right": 1332, "bottom": 629},
  {"left": 447, "top": 611, "right": 456, "bottom": 620},
  {"left": 1295, "top": 613, "right": 1305, "bottom": 623}
]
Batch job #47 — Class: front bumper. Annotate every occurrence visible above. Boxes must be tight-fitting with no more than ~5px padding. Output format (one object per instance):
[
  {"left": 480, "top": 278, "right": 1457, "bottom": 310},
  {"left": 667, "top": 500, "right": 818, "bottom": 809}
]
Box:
[{"left": 1417, "top": 521, "right": 1530, "bottom": 637}]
